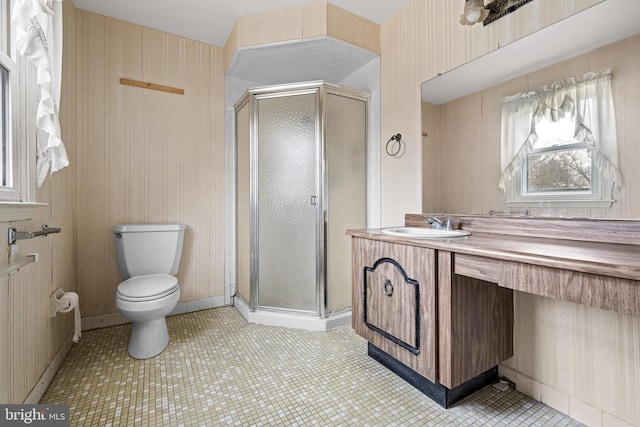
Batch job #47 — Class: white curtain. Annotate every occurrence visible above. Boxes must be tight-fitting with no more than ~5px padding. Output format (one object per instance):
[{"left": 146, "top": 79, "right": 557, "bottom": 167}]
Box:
[
  {"left": 11, "top": 0, "right": 68, "bottom": 187},
  {"left": 498, "top": 68, "right": 621, "bottom": 191}
]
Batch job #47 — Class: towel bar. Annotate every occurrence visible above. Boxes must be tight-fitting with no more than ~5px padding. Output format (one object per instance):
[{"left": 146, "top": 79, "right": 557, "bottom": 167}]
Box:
[
  {"left": 8, "top": 225, "right": 61, "bottom": 245},
  {"left": 0, "top": 253, "right": 38, "bottom": 277}
]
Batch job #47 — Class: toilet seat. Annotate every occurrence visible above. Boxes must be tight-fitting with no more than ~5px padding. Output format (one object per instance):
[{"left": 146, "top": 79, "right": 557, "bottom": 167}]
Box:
[{"left": 117, "top": 274, "right": 179, "bottom": 302}]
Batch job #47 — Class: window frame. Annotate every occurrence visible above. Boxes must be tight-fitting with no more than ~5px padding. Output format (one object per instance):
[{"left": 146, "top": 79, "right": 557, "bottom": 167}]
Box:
[
  {"left": 0, "top": 38, "right": 20, "bottom": 201},
  {"left": 524, "top": 141, "right": 593, "bottom": 195},
  {"left": 505, "top": 145, "right": 613, "bottom": 208},
  {"left": 0, "top": 0, "right": 37, "bottom": 207}
]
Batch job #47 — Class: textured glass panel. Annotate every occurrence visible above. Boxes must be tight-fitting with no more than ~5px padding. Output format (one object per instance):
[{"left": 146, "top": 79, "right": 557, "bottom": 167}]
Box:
[
  {"left": 257, "top": 93, "right": 317, "bottom": 312},
  {"left": 235, "top": 102, "right": 251, "bottom": 304},
  {"left": 326, "top": 93, "right": 367, "bottom": 312}
]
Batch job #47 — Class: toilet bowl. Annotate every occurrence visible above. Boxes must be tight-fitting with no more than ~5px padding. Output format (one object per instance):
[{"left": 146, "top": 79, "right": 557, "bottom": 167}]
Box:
[
  {"left": 113, "top": 223, "right": 186, "bottom": 359},
  {"left": 115, "top": 274, "right": 181, "bottom": 359}
]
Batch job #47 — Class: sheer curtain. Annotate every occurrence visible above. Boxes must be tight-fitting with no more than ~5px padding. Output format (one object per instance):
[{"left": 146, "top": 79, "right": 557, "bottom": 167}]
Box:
[
  {"left": 12, "top": 0, "right": 68, "bottom": 187},
  {"left": 499, "top": 68, "right": 621, "bottom": 191}
]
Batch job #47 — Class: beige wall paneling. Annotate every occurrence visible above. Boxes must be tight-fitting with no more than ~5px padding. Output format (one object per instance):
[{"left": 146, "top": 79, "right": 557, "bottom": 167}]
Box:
[
  {"left": 141, "top": 27, "right": 212, "bottom": 302},
  {"left": 438, "top": 93, "right": 484, "bottom": 214},
  {"left": 223, "top": 23, "right": 239, "bottom": 72},
  {"left": 327, "top": 3, "right": 380, "bottom": 54},
  {"left": 502, "top": 293, "right": 640, "bottom": 426},
  {"left": 379, "top": 3, "right": 422, "bottom": 226},
  {"left": 303, "top": 3, "right": 328, "bottom": 40},
  {"left": 421, "top": 102, "right": 439, "bottom": 212},
  {"left": 3, "top": 214, "right": 70, "bottom": 404},
  {"left": 55, "top": 0, "right": 78, "bottom": 352},
  {"left": 235, "top": 7, "right": 305, "bottom": 51},
  {"left": 478, "top": 80, "right": 519, "bottom": 213},
  {"left": 590, "top": 35, "right": 640, "bottom": 218},
  {"left": 209, "top": 43, "right": 226, "bottom": 299},
  {"left": 0, "top": 272, "right": 7, "bottom": 402},
  {"left": 76, "top": 12, "right": 143, "bottom": 316},
  {"left": 76, "top": 11, "right": 226, "bottom": 317}
]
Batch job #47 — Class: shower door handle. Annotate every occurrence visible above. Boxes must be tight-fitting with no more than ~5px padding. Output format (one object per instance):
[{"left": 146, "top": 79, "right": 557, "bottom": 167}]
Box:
[{"left": 310, "top": 196, "right": 318, "bottom": 205}]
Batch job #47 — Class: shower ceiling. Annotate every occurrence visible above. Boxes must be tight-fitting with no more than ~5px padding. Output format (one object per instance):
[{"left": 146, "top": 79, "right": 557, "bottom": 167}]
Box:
[
  {"left": 72, "top": 0, "right": 412, "bottom": 48},
  {"left": 227, "top": 38, "right": 378, "bottom": 86}
]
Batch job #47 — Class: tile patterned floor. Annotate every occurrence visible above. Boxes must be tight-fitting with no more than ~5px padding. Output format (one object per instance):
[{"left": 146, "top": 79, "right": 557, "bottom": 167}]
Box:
[{"left": 41, "top": 307, "right": 583, "bottom": 426}]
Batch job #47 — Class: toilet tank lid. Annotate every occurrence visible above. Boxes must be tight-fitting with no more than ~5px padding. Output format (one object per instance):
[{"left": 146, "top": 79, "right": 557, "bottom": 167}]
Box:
[{"left": 114, "top": 224, "right": 186, "bottom": 233}]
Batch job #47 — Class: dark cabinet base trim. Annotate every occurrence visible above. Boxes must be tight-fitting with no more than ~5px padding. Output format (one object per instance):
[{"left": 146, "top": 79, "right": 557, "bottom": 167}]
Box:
[{"left": 367, "top": 343, "right": 498, "bottom": 408}]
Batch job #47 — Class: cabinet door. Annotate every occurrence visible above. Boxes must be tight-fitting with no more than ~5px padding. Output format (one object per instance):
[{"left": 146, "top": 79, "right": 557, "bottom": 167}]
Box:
[{"left": 352, "top": 238, "right": 436, "bottom": 381}]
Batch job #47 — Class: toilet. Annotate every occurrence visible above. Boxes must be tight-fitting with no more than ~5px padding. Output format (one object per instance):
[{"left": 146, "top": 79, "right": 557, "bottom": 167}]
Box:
[{"left": 113, "top": 223, "right": 186, "bottom": 359}]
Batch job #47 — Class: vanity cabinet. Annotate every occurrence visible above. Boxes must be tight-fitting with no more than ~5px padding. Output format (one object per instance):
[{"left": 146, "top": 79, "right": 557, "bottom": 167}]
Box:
[
  {"left": 351, "top": 238, "right": 437, "bottom": 381},
  {"left": 350, "top": 214, "right": 640, "bottom": 409},
  {"left": 351, "top": 236, "right": 514, "bottom": 407}
]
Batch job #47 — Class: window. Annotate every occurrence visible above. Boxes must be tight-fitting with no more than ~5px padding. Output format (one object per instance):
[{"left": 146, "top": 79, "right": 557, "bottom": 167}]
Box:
[
  {"left": 525, "top": 117, "right": 591, "bottom": 194},
  {"left": 499, "top": 69, "right": 621, "bottom": 208},
  {"left": 0, "top": 28, "right": 21, "bottom": 200},
  {"left": 0, "top": 0, "right": 68, "bottom": 206}
]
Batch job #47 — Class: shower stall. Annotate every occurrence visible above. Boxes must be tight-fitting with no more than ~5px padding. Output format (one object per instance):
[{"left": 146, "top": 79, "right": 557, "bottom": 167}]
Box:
[{"left": 234, "top": 81, "right": 368, "bottom": 324}]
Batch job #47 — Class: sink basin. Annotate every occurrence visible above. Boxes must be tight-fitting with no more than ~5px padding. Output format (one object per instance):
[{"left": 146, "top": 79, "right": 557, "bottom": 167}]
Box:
[{"left": 381, "top": 227, "right": 471, "bottom": 238}]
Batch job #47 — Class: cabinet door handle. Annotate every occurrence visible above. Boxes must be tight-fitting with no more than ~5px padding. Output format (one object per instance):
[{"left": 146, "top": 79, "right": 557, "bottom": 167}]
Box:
[{"left": 384, "top": 279, "right": 393, "bottom": 296}]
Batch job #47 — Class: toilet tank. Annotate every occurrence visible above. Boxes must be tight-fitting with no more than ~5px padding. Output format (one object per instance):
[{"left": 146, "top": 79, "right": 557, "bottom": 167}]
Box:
[{"left": 114, "top": 224, "right": 186, "bottom": 280}]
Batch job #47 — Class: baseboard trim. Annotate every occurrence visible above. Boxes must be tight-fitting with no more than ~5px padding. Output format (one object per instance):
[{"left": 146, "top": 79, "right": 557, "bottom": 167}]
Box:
[
  {"left": 25, "top": 330, "right": 75, "bottom": 404},
  {"left": 81, "top": 296, "right": 227, "bottom": 331}
]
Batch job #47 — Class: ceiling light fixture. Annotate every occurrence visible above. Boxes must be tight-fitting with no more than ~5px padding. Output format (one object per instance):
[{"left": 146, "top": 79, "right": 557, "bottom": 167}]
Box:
[{"left": 460, "top": 0, "right": 489, "bottom": 26}]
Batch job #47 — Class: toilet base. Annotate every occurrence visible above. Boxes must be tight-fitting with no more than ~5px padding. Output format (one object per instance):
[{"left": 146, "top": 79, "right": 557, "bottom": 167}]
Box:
[{"left": 128, "top": 317, "right": 170, "bottom": 359}]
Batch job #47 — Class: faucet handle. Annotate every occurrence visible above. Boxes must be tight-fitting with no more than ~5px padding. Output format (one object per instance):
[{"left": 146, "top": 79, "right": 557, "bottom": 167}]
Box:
[
  {"left": 427, "top": 216, "right": 445, "bottom": 229},
  {"left": 446, "top": 218, "right": 453, "bottom": 230}
]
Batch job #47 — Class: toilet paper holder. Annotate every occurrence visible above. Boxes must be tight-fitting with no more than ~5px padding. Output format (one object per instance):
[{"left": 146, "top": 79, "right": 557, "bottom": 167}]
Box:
[
  {"left": 50, "top": 288, "right": 71, "bottom": 317},
  {"left": 49, "top": 288, "right": 82, "bottom": 343}
]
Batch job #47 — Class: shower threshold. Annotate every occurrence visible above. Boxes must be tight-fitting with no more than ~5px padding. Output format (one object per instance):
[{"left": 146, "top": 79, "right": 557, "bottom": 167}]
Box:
[{"left": 233, "top": 298, "right": 351, "bottom": 331}]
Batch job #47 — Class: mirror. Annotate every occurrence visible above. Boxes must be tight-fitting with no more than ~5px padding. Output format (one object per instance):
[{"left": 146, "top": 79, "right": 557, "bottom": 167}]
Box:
[
  {"left": 422, "top": 0, "right": 640, "bottom": 105},
  {"left": 421, "top": 0, "right": 640, "bottom": 219}
]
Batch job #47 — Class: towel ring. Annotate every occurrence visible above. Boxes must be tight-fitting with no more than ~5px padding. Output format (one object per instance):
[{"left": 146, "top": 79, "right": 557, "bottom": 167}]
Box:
[{"left": 386, "top": 133, "right": 403, "bottom": 157}]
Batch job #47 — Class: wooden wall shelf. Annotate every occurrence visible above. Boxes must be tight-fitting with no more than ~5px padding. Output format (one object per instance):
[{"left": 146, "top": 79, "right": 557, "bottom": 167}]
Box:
[{"left": 119, "top": 78, "right": 184, "bottom": 95}]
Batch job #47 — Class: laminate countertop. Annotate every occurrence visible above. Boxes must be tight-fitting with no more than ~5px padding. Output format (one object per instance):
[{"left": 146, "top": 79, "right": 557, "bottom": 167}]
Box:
[{"left": 346, "top": 228, "right": 640, "bottom": 282}]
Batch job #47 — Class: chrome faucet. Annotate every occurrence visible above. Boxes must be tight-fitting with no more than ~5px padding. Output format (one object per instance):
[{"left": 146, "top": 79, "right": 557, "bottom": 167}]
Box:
[
  {"left": 428, "top": 217, "right": 454, "bottom": 230},
  {"left": 427, "top": 217, "right": 445, "bottom": 230}
]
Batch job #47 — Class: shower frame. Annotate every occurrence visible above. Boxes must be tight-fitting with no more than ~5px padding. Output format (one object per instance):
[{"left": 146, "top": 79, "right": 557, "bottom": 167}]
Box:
[{"left": 234, "top": 81, "right": 369, "bottom": 319}]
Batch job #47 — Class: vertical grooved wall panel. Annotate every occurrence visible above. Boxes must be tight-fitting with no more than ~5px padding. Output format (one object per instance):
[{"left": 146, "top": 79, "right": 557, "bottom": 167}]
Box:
[{"left": 75, "top": 10, "right": 225, "bottom": 315}]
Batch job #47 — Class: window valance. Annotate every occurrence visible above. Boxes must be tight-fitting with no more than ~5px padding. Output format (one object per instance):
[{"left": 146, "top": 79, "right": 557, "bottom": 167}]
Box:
[{"left": 499, "top": 68, "right": 621, "bottom": 192}]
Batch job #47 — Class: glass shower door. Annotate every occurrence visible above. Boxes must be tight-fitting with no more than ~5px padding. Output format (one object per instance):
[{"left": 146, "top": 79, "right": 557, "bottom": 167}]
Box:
[{"left": 255, "top": 91, "right": 319, "bottom": 313}]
